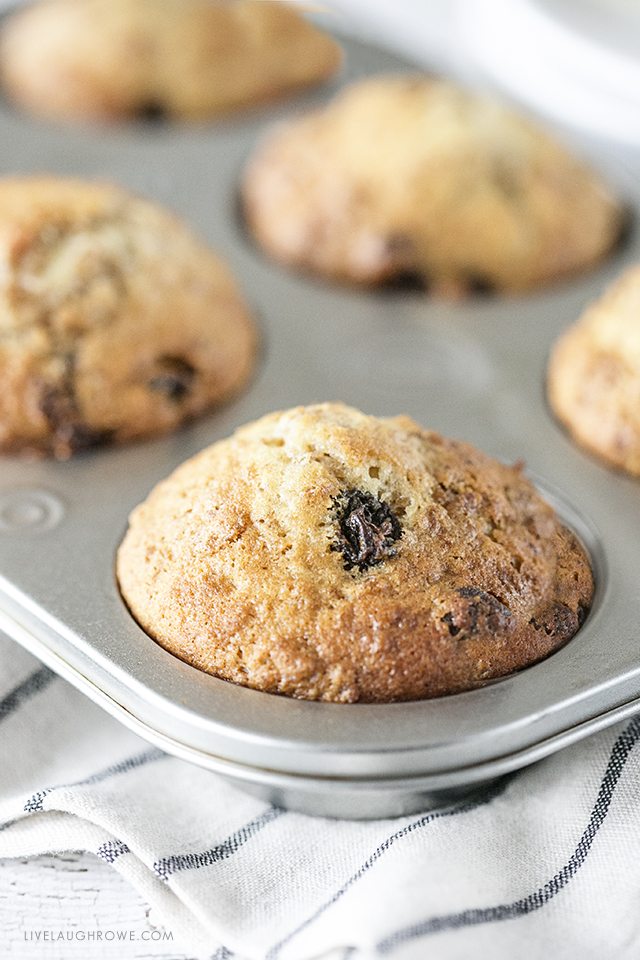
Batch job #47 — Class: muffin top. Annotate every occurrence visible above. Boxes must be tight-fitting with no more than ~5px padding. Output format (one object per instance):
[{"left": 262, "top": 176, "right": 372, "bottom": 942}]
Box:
[
  {"left": 0, "top": 177, "right": 256, "bottom": 458},
  {"left": 0, "top": 0, "right": 341, "bottom": 123},
  {"left": 117, "top": 403, "right": 593, "bottom": 703},
  {"left": 243, "top": 75, "right": 621, "bottom": 297},
  {"left": 548, "top": 265, "right": 640, "bottom": 476}
]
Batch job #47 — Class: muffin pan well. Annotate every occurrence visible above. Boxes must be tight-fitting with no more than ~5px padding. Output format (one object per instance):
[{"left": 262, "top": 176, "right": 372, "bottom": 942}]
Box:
[{"left": 1, "top": 36, "right": 640, "bottom": 818}]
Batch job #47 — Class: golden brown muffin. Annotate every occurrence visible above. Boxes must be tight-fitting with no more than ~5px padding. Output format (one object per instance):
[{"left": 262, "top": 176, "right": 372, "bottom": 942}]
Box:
[
  {"left": 117, "top": 403, "right": 593, "bottom": 702},
  {"left": 0, "top": 177, "right": 257, "bottom": 459},
  {"left": 548, "top": 266, "right": 640, "bottom": 475},
  {"left": 243, "top": 75, "right": 621, "bottom": 297},
  {"left": 0, "top": 0, "right": 341, "bottom": 123}
]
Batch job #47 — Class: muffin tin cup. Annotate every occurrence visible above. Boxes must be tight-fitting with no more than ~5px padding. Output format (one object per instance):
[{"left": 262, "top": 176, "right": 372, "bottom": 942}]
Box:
[{"left": 1, "top": 36, "right": 640, "bottom": 819}]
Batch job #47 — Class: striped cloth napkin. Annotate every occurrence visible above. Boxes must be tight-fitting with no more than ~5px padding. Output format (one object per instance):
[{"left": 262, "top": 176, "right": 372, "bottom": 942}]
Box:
[{"left": 1, "top": 630, "right": 640, "bottom": 960}]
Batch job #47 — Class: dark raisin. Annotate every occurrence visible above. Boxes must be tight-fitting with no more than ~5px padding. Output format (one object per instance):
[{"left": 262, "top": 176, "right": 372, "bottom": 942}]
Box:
[
  {"left": 441, "top": 587, "right": 512, "bottom": 638},
  {"left": 614, "top": 206, "right": 634, "bottom": 252},
  {"left": 381, "top": 269, "right": 429, "bottom": 294},
  {"left": 577, "top": 603, "right": 590, "bottom": 627},
  {"left": 39, "top": 383, "right": 76, "bottom": 427},
  {"left": 55, "top": 423, "right": 114, "bottom": 457},
  {"left": 135, "top": 100, "right": 169, "bottom": 123},
  {"left": 331, "top": 488, "right": 402, "bottom": 572},
  {"left": 149, "top": 357, "right": 196, "bottom": 402},
  {"left": 529, "top": 602, "right": 578, "bottom": 639},
  {"left": 38, "top": 358, "right": 113, "bottom": 458},
  {"left": 441, "top": 612, "right": 461, "bottom": 637},
  {"left": 466, "top": 274, "right": 496, "bottom": 296}
]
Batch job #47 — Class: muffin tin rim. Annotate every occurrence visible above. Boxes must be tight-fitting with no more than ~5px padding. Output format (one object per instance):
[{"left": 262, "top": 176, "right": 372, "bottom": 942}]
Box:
[{"left": 0, "top": 32, "right": 638, "bottom": 812}]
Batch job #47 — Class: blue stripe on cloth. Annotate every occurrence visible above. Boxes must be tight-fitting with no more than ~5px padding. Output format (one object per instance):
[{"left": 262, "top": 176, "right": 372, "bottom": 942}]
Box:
[
  {"left": 0, "top": 667, "right": 55, "bottom": 723},
  {"left": 267, "top": 777, "right": 509, "bottom": 959},
  {"left": 377, "top": 714, "right": 640, "bottom": 953},
  {"left": 23, "top": 748, "right": 165, "bottom": 812},
  {"left": 96, "top": 839, "right": 130, "bottom": 864},
  {"left": 154, "top": 806, "right": 284, "bottom": 881},
  {"left": 210, "top": 948, "right": 234, "bottom": 960}
]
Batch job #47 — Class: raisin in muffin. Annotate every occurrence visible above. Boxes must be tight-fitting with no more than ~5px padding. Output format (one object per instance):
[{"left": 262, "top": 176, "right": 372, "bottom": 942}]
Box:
[
  {"left": 0, "top": 0, "right": 340, "bottom": 123},
  {"left": 548, "top": 266, "right": 640, "bottom": 476},
  {"left": 243, "top": 75, "right": 621, "bottom": 297},
  {"left": 117, "top": 403, "right": 593, "bottom": 702},
  {"left": 0, "top": 177, "right": 256, "bottom": 459}
]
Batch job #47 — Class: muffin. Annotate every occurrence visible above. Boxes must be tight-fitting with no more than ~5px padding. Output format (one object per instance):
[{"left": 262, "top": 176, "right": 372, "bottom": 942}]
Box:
[
  {"left": 117, "top": 403, "right": 593, "bottom": 702},
  {"left": 243, "top": 75, "right": 621, "bottom": 297},
  {"left": 0, "top": 177, "right": 257, "bottom": 459},
  {"left": 0, "top": 0, "right": 341, "bottom": 123},
  {"left": 548, "top": 266, "right": 640, "bottom": 476}
]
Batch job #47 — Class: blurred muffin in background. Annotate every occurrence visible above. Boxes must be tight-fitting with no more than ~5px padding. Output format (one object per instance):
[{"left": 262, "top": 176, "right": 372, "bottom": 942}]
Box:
[
  {"left": 0, "top": 0, "right": 341, "bottom": 123},
  {"left": 0, "top": 177, "right": 257, "bottom": 459},
  {"left": 243, "top": 74, "right": 622, "bottom": 298},
  {"left": 548, "top": 266, "right": 640, "bottom": 476}
]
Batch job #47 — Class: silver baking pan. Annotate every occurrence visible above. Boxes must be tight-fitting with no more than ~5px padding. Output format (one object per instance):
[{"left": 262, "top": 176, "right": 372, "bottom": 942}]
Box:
[{"left": 1, "top": 34, "right": 640, "bottom": 819}]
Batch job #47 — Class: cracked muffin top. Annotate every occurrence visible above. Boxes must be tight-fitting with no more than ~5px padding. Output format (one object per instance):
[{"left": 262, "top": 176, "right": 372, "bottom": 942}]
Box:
[
  {"left": 117, "top": 403, "right": 594, "bottom": 702},
  {"left": 243, "top": 75, "right": 621, "bottom": 297},
  {"left": 0, "top": 0, "right": 341, "bottom": 123},
  {"left": 548, "top": 266, "right": 640, "bottom": 476},
  {"left": 0, "top": 177, "right": 257, "bottom": 459}
]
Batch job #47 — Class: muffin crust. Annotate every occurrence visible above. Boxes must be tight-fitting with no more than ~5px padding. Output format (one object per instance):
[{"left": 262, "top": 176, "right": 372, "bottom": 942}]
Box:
[
  {"left": 0, "top": 177, "right": 257, "bottom": 458},
  {"left": 243, "top": 75, "right": 621, "bottom": 297},
  {"left": 117, "top": 403, "right": 594, "bottom": 702},
  {"left": 549, "top": 265, "right": 640, "bottom": 476},
  {"left": 0, "top": 0, "right": 341, "bottom": 123}
]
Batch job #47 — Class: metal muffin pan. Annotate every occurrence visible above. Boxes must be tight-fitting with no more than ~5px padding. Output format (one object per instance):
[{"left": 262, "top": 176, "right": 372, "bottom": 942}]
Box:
[{"left": 1, "top": 35, "right": 640, "bottom": 819}]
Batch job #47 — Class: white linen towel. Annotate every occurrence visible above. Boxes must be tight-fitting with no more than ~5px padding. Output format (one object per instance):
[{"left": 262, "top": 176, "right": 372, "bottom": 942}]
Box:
[{"left": 1, "top": 633, "right": 640, "bottom": 960}]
